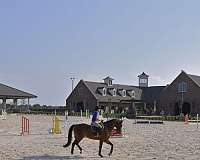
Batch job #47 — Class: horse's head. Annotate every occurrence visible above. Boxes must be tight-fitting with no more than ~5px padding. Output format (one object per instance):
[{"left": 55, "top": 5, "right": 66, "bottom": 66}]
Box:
[{"left": 114, "top": 119, "right": 123, "bottom": 132}]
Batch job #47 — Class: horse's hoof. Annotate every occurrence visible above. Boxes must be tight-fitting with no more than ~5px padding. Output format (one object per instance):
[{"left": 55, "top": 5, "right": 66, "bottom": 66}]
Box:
[
  {"left": 99, "top": 154, "right": 103, "bottom": 158},
  {"left": 80, "top": 151, "right": 82, "bottom": 154},
  {"left": 108, "top": 153, "right": 112, "bottom": 156}
]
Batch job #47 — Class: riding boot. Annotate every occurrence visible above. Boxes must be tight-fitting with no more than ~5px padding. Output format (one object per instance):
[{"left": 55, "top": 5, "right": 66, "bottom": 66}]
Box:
[{"left": 95, "top": 132, "right": 99, "bottom": 137}]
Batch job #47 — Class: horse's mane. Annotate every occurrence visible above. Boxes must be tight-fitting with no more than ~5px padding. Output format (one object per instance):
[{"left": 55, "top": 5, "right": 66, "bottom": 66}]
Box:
[{"left": 103, "top": 119, "right": 119, "bottom": 126}]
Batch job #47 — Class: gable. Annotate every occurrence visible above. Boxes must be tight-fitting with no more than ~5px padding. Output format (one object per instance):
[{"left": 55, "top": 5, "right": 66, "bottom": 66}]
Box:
[
  {"left": 160, "top": 71, "right": 200, "bottom": 97},
  {"left": 66, "top": 80, "right": 97, "bottom": 102}
]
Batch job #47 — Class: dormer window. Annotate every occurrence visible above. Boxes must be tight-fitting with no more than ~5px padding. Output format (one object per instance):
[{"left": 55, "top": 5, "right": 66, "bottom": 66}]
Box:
[
  {"left": 131, "top": 90, "right": 135, "bottom": 97},
  {"left": 113, "top": 89, "right": 116, "bottom": 96},
  {"left": 122, "top": 90, "right": 126, "bottom": 97},
  {"left": 103, "top": 88, "right": 107, "bottom": 96},
  {"left": 109, "top": 80, "right": 112, "bottom": 86}
]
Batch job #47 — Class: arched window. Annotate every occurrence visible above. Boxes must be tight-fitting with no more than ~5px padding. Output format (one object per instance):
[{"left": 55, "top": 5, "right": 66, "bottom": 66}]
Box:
[
  {"left": 103, "top": 88, "right": 107, "bottom": 96},
  {"left": 131, "top": 90, "right": 135, "bottom": 97},
  {"left": 113, "top": 89, "right": 116, "bottom": 96},
  {"left": 122, "top": 90, "right": 126, "bottom": 97}
]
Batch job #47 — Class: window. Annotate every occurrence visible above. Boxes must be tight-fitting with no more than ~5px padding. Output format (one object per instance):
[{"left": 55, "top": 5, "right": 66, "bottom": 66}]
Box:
[
  {"left": 103, "top": 88, "right": 107, "bottom": 96},
  {"left": 131, "top": 90, "right": 135, "bottom": 97},
  {"left": 108, "top": 80, "right": 112, "bottom": 86},
  {"left": 113, "top": 89, "right": 116, "bottom": 96},
  {"left": 140, "top": 78, "right": 147, "bottom": 83},
  {"left": 122, "top": 90, "right": 126, "bottom": 97},
  {"left": 178, "top": 82, "right": 188, "bottom": 92}
]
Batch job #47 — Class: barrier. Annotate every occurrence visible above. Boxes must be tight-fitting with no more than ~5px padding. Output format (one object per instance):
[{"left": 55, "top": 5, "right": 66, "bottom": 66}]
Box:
[
  {"left": 21, "top": 116, "right": 29, "bottom": 136},
  {"left": 111, "top": 128, "right": 125, "bottom": 138},
  {"left": 134, "top": 116, "right": 164, "bottom": 124},
  {"left": 52, "top": 116, "right": 61, "bottom": 134},
  {"left": 0, "top": 110, "right": 7, "bottom": 120},
  {"left": 135, "top": 120, "right": 163, "bottom": 124},
  {"left": 188, "top": 114, "right": 199, "bottom": 128}
]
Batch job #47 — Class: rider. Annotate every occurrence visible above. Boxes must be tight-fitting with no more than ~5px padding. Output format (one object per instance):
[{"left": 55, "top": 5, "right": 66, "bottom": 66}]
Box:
[{"left": 91, "top": 106, "right": 103, "bottom": 137}]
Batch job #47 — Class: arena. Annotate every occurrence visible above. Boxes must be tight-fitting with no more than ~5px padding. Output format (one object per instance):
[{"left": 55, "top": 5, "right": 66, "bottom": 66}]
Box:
[{"left": 0, "top": 115, "right": 200, "bottom": 160}]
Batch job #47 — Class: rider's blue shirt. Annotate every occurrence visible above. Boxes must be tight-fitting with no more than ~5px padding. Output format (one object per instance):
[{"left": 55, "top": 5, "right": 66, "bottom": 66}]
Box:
[{"left": 92, "top": 111, "right": 99, "bottom": 123}]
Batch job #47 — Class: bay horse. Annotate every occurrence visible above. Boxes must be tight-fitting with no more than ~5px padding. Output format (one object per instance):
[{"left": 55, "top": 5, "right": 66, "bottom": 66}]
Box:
[{"left": 63, "top": 119, "right": 123, "bottom": 157}]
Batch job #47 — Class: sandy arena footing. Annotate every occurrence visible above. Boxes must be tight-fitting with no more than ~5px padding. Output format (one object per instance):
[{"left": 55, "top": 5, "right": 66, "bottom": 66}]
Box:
[{"left": 1, "top": 115, "right": 200, "bottom": 160}]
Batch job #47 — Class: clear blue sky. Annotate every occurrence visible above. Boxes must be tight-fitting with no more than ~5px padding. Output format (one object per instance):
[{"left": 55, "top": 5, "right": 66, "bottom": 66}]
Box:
[{"left": 1, "top": 0, "right": 200, "bottom": 105}]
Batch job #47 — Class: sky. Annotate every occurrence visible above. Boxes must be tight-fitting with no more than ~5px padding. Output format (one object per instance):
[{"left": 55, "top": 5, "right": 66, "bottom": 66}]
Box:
[{"left": 1, "top": 0, "right": 200, "bottom": 105}]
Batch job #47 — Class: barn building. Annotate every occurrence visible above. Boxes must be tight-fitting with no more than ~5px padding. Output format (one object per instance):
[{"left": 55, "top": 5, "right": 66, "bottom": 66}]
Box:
[
  {"left": 66, "top": 72, "right": 165, "bottom": 115},
  {"left": 66, "top": 70, "right": 200, "bottom": 116},
  {"left": 158, "top": 70, "right": 200, "bottom": 116},
  {"left": 66, "top": 70, "right": 200, "bottom": 115}
]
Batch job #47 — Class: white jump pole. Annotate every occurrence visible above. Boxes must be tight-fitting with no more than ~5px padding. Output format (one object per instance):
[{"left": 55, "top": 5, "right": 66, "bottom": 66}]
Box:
[
  {"left": 197, "top": 114, "right": 199, "bottom": 129},
  {"left": 65, "top": 111, "right": 68, "bottom": 120},
  {"left": 64, "top": 111, "right": 68, "bottom": 137},
  {"left": 80, "top": 110, "right": 82, "bottom": 119}
]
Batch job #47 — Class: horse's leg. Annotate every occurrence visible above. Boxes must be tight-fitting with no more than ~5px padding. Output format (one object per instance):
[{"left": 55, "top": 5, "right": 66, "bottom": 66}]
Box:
[
  {"left": 75, "top": 140, "right": 83, "bottom": 154},
  {"left": 71, "top": 139, "right": 83, "bottom": 154},
  {"left": 98, "top": 140, "right": 103, "bottom": 157},
  {"left": 105, "top": 140, "right": 113, "bottom": 156},
  {"left": 71, "top": 140, "right": 76, "bottom": 154}
]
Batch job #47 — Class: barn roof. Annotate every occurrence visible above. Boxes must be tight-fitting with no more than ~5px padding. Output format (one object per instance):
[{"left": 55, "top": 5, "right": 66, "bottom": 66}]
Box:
[
  {"left": 141, "top": 86, "right": 166, "bottom": 103},
  {"left": 84, "top": 81, "right": 164, "bottom": 103},
  {"left": 187, "top": 74, "right": 200, "bottom": 88}
]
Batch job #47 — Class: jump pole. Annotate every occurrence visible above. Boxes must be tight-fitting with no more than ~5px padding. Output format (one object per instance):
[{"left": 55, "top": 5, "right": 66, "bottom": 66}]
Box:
[
  {"left": 80, "top": 110, "right": 82, "bottom": 119},
  {"left": 65, "top": 111, "right": 68, "bottom": 120},
  {"left": 21, "top": 116, "right": 29, "bottom": 136},
  {"left": 64, "top": 111, "right": 68, "bottom": 137}
]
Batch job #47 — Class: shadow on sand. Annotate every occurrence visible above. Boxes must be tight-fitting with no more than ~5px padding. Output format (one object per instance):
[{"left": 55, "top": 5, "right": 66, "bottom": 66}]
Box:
[{"left": 20, "top": 155, "right": 84, "bottom": 160}]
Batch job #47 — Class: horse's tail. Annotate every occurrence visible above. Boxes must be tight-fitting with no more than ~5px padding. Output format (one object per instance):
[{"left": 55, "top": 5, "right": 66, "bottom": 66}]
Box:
[{"left": 63, "top": 125, "right": 75, "bottom": 148}]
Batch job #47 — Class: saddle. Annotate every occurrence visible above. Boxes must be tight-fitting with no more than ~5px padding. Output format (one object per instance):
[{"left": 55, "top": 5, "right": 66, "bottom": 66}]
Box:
[{"left": 90, "top": 122, "right": 104, "bottom": 133}]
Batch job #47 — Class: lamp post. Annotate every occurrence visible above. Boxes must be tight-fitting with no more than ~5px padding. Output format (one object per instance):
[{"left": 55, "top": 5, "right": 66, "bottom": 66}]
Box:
[{"left": 70, "top": 77, "right": 75, "bottom": 92}]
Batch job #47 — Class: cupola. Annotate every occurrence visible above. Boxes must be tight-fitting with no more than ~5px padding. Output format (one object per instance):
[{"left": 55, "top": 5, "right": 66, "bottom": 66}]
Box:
[
  {"left": 138, "top": 72, "right": 149, "bottom": 87},
  {"left": 103, "top": 76, "right": 114, "bottom": 86}
]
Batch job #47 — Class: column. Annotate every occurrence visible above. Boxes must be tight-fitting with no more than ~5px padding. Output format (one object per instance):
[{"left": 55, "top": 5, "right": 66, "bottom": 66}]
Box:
[
  {"left": 27, "top": 98, "right": 30, "bottom": 113},
  {"left": 153, "top": 100, "right": 157, "bottom": 113},
  {"left": 3, "top": 98, "right": 6, "bottom": 112},
  {"left": 144, "top": 103, "right": 147, "bottom": 111},
  {"left": 0, "top": 99, "right": 2, "bottom": 114},
  {"left": 13, "top": 99, "right": 17, "bottom": 109}
]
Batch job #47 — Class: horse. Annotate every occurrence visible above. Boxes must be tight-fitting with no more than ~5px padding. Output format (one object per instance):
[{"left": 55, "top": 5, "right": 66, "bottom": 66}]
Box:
[{"left": 63, "top": 119, "right": 123, "bottom": 157}]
